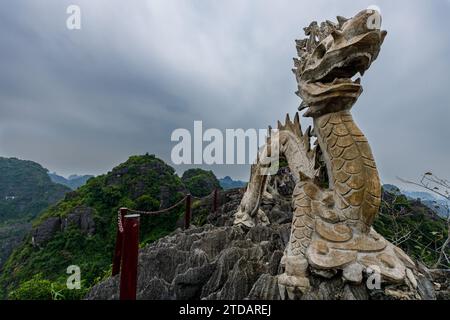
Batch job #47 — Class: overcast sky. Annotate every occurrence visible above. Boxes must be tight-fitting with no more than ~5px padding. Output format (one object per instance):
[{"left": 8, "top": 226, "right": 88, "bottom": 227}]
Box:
[{"left": 0, "top": 0, "right": 449, "bottom": 189}]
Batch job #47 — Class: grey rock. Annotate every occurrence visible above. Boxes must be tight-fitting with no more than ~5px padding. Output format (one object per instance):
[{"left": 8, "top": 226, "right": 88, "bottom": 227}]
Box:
[
  {"left": 31, "top": 206, "right": 96, "bottom": 248},
  {"left": 62, "top": 206, "right": 95, "bottom": 235},
  {"left": 268, "top": 250, "right": 284, "bottom": 276},
  {"left": 430, "top": 269, "right": 450, "bottom": 300},
  {"left": 32, "top": 217, "right": 61, "bottom": 247},
  {"left": 0, "top": 222, "right": 31, "bottom": 269},
  {"left": 85, "top": 276, "right": 119, "bottom": 300},
  {"left": 416, "top": 273, "right": 436, "bottom": 300},
  {"left": 341, "top": 284, "right": 370, "bottom": 300},
  {"left": 201, "top": 247, "right": 243, "bottom": 297},
  {"left": 138, "top": 278, "right": 171, "bottom": 300},
  {"left": 212, "top": 257, "right": 259, "bottom": 300},
  {"left": 173, "top": 263, "right": 215, "bottom": 299},
  {"left": 247, "top": 274, "right": 280, "bottom": 300}
]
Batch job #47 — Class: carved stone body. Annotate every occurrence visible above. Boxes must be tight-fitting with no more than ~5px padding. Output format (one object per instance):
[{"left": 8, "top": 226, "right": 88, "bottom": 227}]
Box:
[{"left": 234, "top": 8, "right": 421, "bottom": 299}]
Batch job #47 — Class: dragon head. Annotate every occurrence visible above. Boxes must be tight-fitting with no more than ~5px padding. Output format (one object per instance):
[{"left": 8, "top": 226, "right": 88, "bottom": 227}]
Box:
[{"left": 294, "top": 8, "right": 387, "bottom": 117}]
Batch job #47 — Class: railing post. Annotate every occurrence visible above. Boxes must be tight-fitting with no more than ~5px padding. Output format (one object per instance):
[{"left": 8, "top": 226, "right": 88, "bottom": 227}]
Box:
[
  {"left": 184, "top": 194, "right": 191, "bottom": 230},
  {"left": 119, "top": 214, "right": 140, "bottom": 300},
  {"left": 213, "top": 188, "right": 218, "bottom": 213},
  {"left": 112, "top": 208, "right": 127, "bottom": 276}
]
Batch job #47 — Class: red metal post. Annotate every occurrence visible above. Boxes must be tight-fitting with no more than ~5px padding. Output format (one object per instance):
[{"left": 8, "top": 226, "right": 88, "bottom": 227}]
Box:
[
  {"left": 213, "top": 188, "right": 218, "bottom": 213},
  {"left": 112, "top": 208, "right": 127, "bottom": 276},
  {"left": 119, "top": 214, "right": 140, "bottom": 300},
  {"left": 184, "top": 194, "right": 191, "bottom": 230}
]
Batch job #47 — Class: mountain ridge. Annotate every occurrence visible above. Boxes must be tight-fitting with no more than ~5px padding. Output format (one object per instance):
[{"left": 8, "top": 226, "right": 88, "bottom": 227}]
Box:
[
  {"left": 0, "top": 155, "right": 223, "bottom": 299},
  {"left": 0, "top": 157, "right": 71, "bottom": 270},
  {"left": 383, "top": 184, "right": 449, "bottom": 218},
  {"left": 218, "top": 176, "right": 247, "bottom": 190},
  {"left": 48, "top": 173, "right": 94, "bottom": 190}
]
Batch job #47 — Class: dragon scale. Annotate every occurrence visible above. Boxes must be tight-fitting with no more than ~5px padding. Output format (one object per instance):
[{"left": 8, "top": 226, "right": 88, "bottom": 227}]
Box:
[{"left": 315, "top": 110, "right": 381, "bottom": 230}]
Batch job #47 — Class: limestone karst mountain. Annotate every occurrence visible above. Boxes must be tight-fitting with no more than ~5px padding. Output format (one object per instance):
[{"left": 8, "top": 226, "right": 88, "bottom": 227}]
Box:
[
  {"left": 219, "top": 176, "right": 247, "bottom": 190},
  {"left": 0, "top": 157, "right": 71, "bottom": 269},
  {"left": 0, "top": 154, "right": 188, "bottom": 299},
  {"left": 383, "top": 184, "right": 450, "bottom": 218},
  {"left": 0, "top": 157, "right": 70, "bottom": 223},
  {"left": 181, "top": 169, "right": 221, "bottom": 197},
  {"left": 48, "top": 173, "right": 94, "bottom": 190},
  {"left": 0, "top": 155, "right": 227, "bottom": 299}
]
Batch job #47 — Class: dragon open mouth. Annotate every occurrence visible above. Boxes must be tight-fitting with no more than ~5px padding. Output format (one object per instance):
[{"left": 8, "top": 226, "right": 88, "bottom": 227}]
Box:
[
  {"left": 314, "top": 52, "right": 372, "bottom": 85},
  {"left": 292, "top": 9, "right": 387, "bottom": 117},
  {"left": 296, "top": 50, "right": 375, "bottom": 117}
]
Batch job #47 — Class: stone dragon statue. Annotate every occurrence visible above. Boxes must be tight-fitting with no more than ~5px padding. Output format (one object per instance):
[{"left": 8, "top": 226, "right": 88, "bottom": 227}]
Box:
[{"left": 234, "top": 8, "right": 419, "bottom": 299}]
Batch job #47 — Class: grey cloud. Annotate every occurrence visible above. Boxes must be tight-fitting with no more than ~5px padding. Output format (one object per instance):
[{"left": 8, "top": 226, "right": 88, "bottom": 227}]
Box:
[{"left": 0, "top": 0, "right": 449, "bottom": 190}]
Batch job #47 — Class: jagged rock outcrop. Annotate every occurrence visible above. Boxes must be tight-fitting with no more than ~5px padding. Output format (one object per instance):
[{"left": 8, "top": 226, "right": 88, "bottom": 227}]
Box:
[
  {"left": 0, "top": 222, "right": 31, "bottom": 269},
  {"left": 86, "top": 177, "right": 447, "bottom": 300},
  {"left": 87, "top": 222, "right": 286, "bottom": 300},
  {"left": 61, "top": 206, "right": 96, "bottom": 235},
  {"left": 31, "top": 217, "right": 61, "bottom": 247},
  {"left": 31, "top": 206, "right": 96, "bottom": 247}
]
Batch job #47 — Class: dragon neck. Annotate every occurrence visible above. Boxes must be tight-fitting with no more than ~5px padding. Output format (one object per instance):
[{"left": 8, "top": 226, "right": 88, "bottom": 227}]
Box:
[{"left": 313, "top": 110, "right": 382, "bottom": 231}]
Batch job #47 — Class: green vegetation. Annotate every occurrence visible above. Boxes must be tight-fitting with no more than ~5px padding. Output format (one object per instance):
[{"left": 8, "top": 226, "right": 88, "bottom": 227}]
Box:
[
  {"left": 0, "top": 154, "right": 187, "bottom": 299},
  {"left": 218, "top": 176, "right": 247, "bottom": 190},
  {"left": 374, "top": 188, "right": 450, "bottom": 268},
  {"left": 0, "top": 157, "right": 70, "bottom": 223},
  {"left": 8, "top": 274, "right": 88, "bottom": 300},
  {"left": 0, "top": 157, "right": 71, "bottom": 270},
  {"left": 181, "top": 168, "right": 221, "bottom": 197}
]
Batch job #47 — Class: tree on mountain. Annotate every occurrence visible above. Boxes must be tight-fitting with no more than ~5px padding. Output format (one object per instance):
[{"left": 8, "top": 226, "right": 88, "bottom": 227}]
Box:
[
  {"left": 399, "top": 172, "right": 450, "bottom": 268},
  {"left": 181, "top": 169, "right": 221, "bottom": 198}
]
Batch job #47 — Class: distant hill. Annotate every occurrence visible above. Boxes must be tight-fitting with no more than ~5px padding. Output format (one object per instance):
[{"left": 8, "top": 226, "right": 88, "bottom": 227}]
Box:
[
  {"left": 0, "top": 154, "right": 190, "bottom": 299},
  {"left": 402, "top": 191, "right": 449, "bottom": 218},
  {"left": 219, "top": 176, "right": 247, "bottom": 190},
  {"left": 181, "top": 169, "right": 221, "bottom": 197},
  {"left": 382, "top": 184, "right": 401, "bottom": 194},
  {"left": 402, "top": 190, "right": 436, "bottom": 201},
  {"left": 48, "top": 173, "right": 94, "bottom": 190},
  {"left": 0, "top": 157, "right": 70, "bottom": 223},
  {"left": 0, "top": 157, "right": 71, "bottom": 269},
  {"left": 382, "top": 184, "right": 449, "bottom": 218},
  {"left": 375, "top": 187, "right": 449, "bottom": 268}
]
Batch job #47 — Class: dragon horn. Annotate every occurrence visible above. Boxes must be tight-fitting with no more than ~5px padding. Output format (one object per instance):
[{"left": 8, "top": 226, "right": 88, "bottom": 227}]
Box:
[
  {"left": 277, "top": 120, "right": 283, "bottom": 130},
  {"left": 336, "top": 16, "right": 348, "bottom": 27},
  {"left": 285, "top": 113, "right": 291, "bottom": 124}
]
